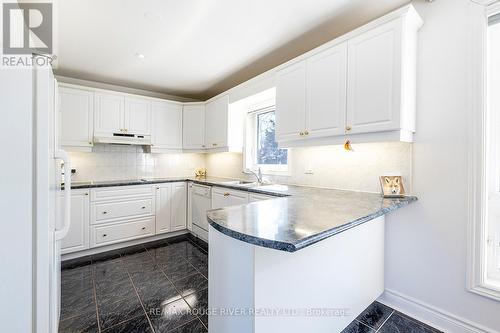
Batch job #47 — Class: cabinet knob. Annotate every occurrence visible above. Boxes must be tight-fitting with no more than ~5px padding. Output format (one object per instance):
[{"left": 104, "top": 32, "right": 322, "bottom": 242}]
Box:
[
  {"left": 299, "top": 132, "right": 304, "bottom": 136},
  {"left": 202, "top": 145, "right": 205, "bottom": 148},
  {"left": 141, "top": 227, "right": 146, "bottom": 230},
  {"left": 223, "top": 193, "right": 230, "bottom": 197},
  {"left": 102, "top": 211, "right": 107, "bottom": 214},
  {"left": 304, "top": 130, "right": 309, "bottom": 135},
  {"left": 88, "top": 141, "right": 93, "bottom": 145},
  {"left": 102, "top": 234, "right": 107, "bottom": 237},
  {"left": 141, "top": 206, "right": 146, "bottom": 209},
  {"left": 212, "top": 143, "right": 217, "bottom": 146},
  {"left": 85, "top": 192, "right": 89, "bottom": 196},
  {"left": 156, "top": 187, "right": 160, "bottom": 190},
  {"left": 345, "top": 126, "right": 352, "bottom": 131}
]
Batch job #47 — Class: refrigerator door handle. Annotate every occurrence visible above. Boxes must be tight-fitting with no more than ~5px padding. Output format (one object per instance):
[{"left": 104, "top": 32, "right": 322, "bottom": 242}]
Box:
[{"left": 55, "top": 149, "right": 71, "bottom": 241}]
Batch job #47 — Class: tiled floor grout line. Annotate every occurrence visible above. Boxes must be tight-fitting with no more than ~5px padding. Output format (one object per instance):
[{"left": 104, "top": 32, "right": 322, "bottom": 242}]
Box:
[
  {"left": 120, "top": 250, "right": 157, "bottom": 333},
  {"left": 91, "top": 264, "right": 102, "bottom": 333},
  {"left": 145, "top": 243, "right": 209, "bottom": 331},
  {"left": 354, "top": 319, "right": 374, "bottom": 332},
  {"left": 375, "top": 309, "right": 395, "bottom": 332}
]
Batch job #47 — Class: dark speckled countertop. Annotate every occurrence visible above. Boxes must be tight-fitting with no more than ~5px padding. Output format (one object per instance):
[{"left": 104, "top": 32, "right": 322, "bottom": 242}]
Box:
[{"left": 67, "top": 177, "right": 417, "bottom": 252}]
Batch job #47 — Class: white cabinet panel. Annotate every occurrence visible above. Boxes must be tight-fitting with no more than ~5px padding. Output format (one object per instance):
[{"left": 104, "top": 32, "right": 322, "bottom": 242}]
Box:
[
  {"left": 94, "top": 92, "right": 124, "bottom": 134},
  {"left": 125, "top": 97, "right": 151, "bottom": 135},
  {"left": 212, "top": 187, "right": 248, "bottom": 209},
  {"left": 155, "top": 183, "right": 172, "bottom": 234},
  {"left": 306, "top": 42, "right": 347, "bottom": 138},
  {"left": 347, "top": 19, "right": 402, "bottom": 134},
  {"left": 91, "top": 197, "right": 155, "bottom": 224},
  {"left": 152, "top": 101, "right": 183, "bottom": 150},
  {"left": 276, "top": 61, "right": 307, "bottom": 142},
  {"left": 61, "top": 189, "right": 90, "bottom": 254},
  {"left": 205, "top": 95, "right": 229, "bottom": 149},
  {"left": 59, "top": 87, "right": 94, "bottom": 148},
  {"left": 91, "top": 216, "right": 155, "bottom": 247},
  {"left": 171, "top": 183, "right": 187, "bottom": 231},
  {"left": 183, "top": 104, "right": 206, "bottom": 149}
]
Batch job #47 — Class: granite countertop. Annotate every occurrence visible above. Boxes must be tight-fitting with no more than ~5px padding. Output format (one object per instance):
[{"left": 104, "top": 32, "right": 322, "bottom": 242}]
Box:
[{"left": 67, "top": 177, "right": 417, "bottom": 252}]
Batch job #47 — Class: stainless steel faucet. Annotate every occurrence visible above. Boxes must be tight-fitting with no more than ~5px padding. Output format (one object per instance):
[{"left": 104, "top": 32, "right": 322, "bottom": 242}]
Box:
[{"left": 248, "top": 167, "right": 263, "bottom": 184}]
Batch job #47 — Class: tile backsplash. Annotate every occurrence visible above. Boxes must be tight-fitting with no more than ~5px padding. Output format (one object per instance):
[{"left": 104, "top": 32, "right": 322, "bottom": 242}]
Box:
[
  {"left": 69, "top": 142, "right": 412, "bottom": 194},
  {"left": 68, "top": 144, "right": 206, "bottom": 181},
  {"left": 206, "top": 142, "right": 412, "bottom": 193}
]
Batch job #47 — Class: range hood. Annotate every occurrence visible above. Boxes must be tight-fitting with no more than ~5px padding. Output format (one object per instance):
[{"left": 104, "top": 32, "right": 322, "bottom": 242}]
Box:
[{"left": 94, "top": 132, "right": 152, "bottom": 146}]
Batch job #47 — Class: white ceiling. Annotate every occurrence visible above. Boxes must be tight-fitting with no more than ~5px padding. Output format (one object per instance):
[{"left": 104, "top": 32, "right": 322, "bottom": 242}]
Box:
[{"left": 55, "top": 0, "right": 409, "bottom": 100}]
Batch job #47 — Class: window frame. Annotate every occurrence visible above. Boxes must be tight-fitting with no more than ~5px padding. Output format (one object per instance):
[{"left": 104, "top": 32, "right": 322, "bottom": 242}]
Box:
[
  {"left": 467, "top": 0, "right": 500, "bottom": 302},
  {"left": 243, "top": 106, "right": 291, "bottom": 176}
]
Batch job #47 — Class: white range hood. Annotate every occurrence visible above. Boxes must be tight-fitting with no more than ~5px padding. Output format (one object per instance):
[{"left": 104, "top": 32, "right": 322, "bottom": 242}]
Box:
[{"left": 94, "top": 132, "right": 152, "bottom": 146}]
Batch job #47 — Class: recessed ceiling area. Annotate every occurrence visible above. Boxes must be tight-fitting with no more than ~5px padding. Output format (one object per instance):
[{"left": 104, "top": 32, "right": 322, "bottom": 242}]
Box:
[{"left": 55, "top": 0, "right": 409, "bottom": 100}]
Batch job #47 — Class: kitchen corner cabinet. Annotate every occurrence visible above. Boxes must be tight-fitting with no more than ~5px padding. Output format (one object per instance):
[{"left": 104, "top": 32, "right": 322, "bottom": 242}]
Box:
[
  {"left": 61, "top": 189, "right": 90, "bottom": 254},
  {"left": 94, "top": 92, "right": 151, "bottom": 135},
  {"left": 276, "top": 8, "right": 422, "bottom": 146},
  {"left": 59, "top": 86, "right": 94, "bottom": 150},
  {"left": 155, "top": 182, "right": 187, "bottom": 234},
  {"left": 183, "top": 103, "right": 206, "bottom": 150},
  {"left": 205, "top": 95, "right": 229, "bottom": 149},
  {"left": 151, "top": 101, "right": 183, "bottom": 152}
]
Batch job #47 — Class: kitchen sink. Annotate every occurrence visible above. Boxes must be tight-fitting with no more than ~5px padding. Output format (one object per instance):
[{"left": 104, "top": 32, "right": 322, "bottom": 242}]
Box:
[{"left": 219, "top": 180, "right": 259, "bottom": 187}]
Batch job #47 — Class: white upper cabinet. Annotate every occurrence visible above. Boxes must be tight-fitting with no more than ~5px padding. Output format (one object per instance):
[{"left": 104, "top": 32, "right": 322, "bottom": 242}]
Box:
[
  {"left": 346, "top": 19, "right": 402, "bottom": 134},
  {"left": 205, "top": 95, "right": 229, "bottom": 149},
  {"left": 125, "top": 97, "right": 151, "bottom": 135},
  {"left": 275, "top": 61, "right": 307, "bottom": 142},
  {"left": 275, "top": 6, "right": 422, "bottom": 146},
  {"left": 152, "top": 101, "right": 183, "bottom": 151},
  {"left": 306, "top": 42, "right": 347, "bottom": 138},
  {"left": 183, "top": 103, "right": 206, "bottom": 150},
  {"left": 276, "top": 43, "right": 347, "bottom": 143},
  {"left": 59, "top": 86, "right": 94, "bottom": 149},
  {"left": 94, "top": 92, "right": 125, "bottom": 134}
]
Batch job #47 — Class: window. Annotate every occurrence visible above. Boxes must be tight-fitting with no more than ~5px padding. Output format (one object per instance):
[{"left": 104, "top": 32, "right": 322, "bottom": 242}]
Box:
[
  {"left": 244, "top": 107, "right": 289, "bottom": 175},
  {"left": 486, "top": 12, "right": 500, "bottom": 285}
]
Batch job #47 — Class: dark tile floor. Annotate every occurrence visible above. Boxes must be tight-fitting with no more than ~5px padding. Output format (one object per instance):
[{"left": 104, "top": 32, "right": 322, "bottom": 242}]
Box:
[{"left": 59, "top": 238, "right": 442, "bottom": 333}]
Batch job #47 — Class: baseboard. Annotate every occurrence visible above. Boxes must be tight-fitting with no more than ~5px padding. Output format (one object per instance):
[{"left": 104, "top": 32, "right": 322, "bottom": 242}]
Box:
[{"left": 379, "top": 289, "right": 499, "bottom": 333}]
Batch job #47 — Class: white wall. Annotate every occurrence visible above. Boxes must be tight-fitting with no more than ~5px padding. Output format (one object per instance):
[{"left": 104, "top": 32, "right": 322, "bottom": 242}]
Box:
[
  {"left": 206, "top": 142, "right": 412, "bottom": 193},
  {"left": 68, "top": 145, "right": 206, "bottom": 181},
  {"left": 382, "top": 0, "right": 500, "bottom": 332},
  {"left": 0, "top": 68, "right": 34, "bottom": 332}
]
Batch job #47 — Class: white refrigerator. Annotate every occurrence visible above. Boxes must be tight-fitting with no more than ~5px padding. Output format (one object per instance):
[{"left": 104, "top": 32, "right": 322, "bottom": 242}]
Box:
[{"left": 33, "top": 61, "right": 72, "bottom": 333}]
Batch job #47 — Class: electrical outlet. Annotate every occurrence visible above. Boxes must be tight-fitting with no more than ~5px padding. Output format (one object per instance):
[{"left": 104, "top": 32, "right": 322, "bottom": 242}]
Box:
[{"left": 304, "top": 168, "right": 314, "bottom": 175}]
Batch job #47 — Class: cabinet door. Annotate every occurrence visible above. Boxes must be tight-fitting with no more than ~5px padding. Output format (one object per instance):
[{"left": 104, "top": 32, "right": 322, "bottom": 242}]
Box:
[
  {"left": 61, "top": 190, "right": 90, "bottom": 254},
  {"left": 155, "top": 184, "right": 172, "bottom": 234},
  {"left": 94, "top": 92, "right": 124, "bottom": 134},
  {"left": 205, "top": 95, "right": 228, "bottom": 148},
  {"left": 59, "top": 87, "right": 94, "bottom": 148},
  {"left": 276, "top": 60, "right": 307, "bottom": 142},
  {"left": 125, "top": 97, "right": 151, "bottom": 135},
  {"left": 228, "top": 190, "right": 249, "bottom": 206},
  {"left": 183, "top": 104, "right": 206, "bottom": 149},
  {"left": 347, "top": 19, "right": 402, "bottom": 134},
  {"left": 306, "top": 43, "right": 347, "bottom": 138},
  {"left": 211, "top": 188, "right": 229, "bottom": 209},
  {"left": 152, "top": 101, "right": 183, "bottom": 150},
  {"left": 171, "top": 183, "right": 187, "bottom": 231}
]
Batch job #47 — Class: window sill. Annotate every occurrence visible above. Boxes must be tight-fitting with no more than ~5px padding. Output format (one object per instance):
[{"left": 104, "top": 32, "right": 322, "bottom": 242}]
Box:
[{"left": 469, "top": 281, "right": 500, "bottom": 302}]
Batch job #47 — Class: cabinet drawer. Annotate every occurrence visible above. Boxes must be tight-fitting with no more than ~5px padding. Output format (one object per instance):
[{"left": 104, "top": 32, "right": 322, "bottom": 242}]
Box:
[
  {"left": 91, "top": 185, "right": 155, "bottom": 202},
  {"left": 91, "top": 197, "right": 155, "bottom": 224},
  {"left": 91, "top": 217, "right": 155, "bottom": 247}
]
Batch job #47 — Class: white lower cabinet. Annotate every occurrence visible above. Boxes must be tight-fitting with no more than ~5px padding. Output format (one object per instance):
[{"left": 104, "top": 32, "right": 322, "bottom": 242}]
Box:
[
  {"left": 61, "top": 189, "right": 90, "bottom": 254},
  {"left": 155, "top": 182, "right": 187, "bottom": 234},
  {"left": 91, "top": 216, "right": 155, "bottom": 247},
  {"left": 212, "top": 187, "right": 249, "bottom": 209}
]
